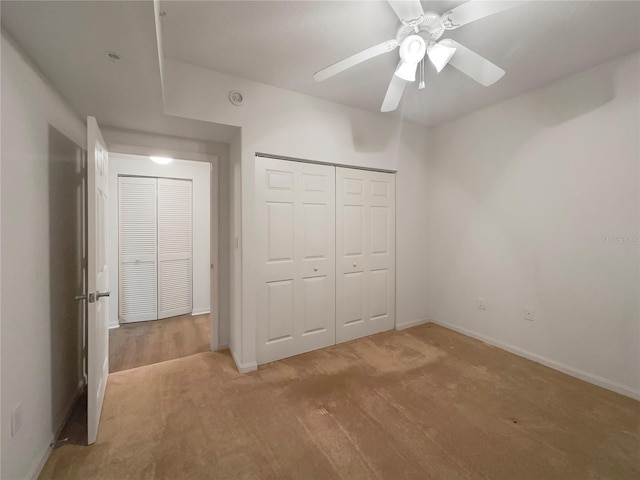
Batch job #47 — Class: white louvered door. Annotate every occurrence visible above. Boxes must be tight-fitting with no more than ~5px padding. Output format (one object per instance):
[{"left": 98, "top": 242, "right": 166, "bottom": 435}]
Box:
[
  {"left": 118, "top": 176, "right": 158, "bottom": 322},
  {"left": 157, "top": 178, "right": 193, "bottom": 319}
]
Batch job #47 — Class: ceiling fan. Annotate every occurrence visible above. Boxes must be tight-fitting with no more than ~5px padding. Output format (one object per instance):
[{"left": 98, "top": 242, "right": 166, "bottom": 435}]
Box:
[{"left": 314, "top": 0, "right": 526, "bottom": 112}]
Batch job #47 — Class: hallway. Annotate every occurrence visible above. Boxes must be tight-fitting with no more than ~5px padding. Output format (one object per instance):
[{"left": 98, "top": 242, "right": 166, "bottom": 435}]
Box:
[{"left": 109, "top": 314, "right": 210, "bottom": 372}]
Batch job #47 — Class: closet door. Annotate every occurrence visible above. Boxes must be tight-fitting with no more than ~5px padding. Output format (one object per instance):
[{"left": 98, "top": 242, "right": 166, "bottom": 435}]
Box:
[
  {"left": 336, "top": 168, "right": 395, "bottom": 343},
  {"left": 157, "top": 178, "right": 193, "bottom": 319},
  {"left": 118, "top": 176, "right": 157, "bottom": 322},
  {"left": 256, "top": 157, "right": 336, "bottom": 364}
]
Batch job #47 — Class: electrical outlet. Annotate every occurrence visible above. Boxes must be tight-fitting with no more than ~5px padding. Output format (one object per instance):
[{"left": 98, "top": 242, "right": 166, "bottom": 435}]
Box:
[
  {"left": 477, "top": 298, "right": 486, "bottom": 310},
  {"left": 524, "top": 307, "right": 534, "bottom": 321},
  {"left": 11, "top": 403, "right": 22, "bottom": 437}
]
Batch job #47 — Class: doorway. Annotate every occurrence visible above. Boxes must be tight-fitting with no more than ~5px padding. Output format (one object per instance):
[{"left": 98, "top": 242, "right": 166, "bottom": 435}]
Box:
[{"left": 107, "top": 153, "right": 214, "bottom": 372}]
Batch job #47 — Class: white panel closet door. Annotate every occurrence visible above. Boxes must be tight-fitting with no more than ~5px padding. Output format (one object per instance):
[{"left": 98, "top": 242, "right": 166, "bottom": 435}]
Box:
[
  {"left": 336, "top": 167, "right": 395, "bottom": 343},
  {"left": 256, "top": 157, "right": 336, "bottom": 364},
  {"left": 118, "top": 176, "right": 158, "bottom": 322},
  {"left": 157, "top": 178, "right": 193, "bottom": 319}
]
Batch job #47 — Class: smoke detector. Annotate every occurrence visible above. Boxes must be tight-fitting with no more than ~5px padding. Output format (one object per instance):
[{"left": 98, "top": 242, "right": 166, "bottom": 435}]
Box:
[{"left": 228, "top": 90, "right": 244, "bottom": 106}]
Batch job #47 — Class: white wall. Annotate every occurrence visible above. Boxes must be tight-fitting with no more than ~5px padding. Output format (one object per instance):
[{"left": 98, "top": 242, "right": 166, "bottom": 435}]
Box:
[
  {"left": 1, "top": 15, "right": 4, "bottom": 480},
  {"left": 108, "top": 153, "right": 211, "bottom": 327},
  {"left": 102, "top": 127, "right": 233, "bottom": 348},
  {"left": 1, "top": 31, "right": 86, "bottom": 479},
  {"left": 163, "top": 58, "right": 431, "bottom": 370},
  {"left": 427, "top": 52, "right": 640, "bottom": 399},
  {"left": 395, "top": 122, "right": 431, "bottom": 329}
]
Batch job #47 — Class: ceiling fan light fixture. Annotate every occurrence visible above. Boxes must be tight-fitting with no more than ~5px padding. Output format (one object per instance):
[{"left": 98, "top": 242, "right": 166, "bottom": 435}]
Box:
[
  {"left": 394, "top": 61, "right": 418, "bottom": 82},
  {"left": 399, "top": 35, "right": 426, "bottom": 64},
  {"left": 395, "top": 35, "right": 426, "bottom": 82},
  {"left": 428, "top": 42, "right": 457, "bottom": 73}
]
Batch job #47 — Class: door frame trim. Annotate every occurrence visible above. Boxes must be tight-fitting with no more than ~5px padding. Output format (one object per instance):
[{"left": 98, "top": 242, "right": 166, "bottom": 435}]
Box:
[{"left": 255, "top": 152, "right": 397, "bottom": 174}]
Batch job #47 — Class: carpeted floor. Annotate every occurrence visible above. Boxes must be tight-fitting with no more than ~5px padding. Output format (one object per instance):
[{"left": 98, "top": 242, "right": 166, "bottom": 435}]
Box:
[
  {"left": 40, "top": 324, "right": 639, "bottom": 479},
  {"left": 109, "top": 313, "right": 210, "bottom": 373}
]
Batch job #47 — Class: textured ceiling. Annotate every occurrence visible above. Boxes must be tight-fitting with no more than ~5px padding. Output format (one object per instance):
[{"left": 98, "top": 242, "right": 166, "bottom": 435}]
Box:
[{"left": 160, "top": 0, "right": 640, "bottom": 126}]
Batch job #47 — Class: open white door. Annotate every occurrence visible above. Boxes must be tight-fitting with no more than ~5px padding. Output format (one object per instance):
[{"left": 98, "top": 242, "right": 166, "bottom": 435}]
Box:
[{"left": 87, "top": 116, "right": 110, "bottom": 444}]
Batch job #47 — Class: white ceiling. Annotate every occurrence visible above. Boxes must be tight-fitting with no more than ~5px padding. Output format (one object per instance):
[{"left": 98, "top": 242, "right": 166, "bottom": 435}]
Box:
[
  {"left": 160, "top": 0, "right": 640, "bottom": 126},
  {"left": 1, "top": 1, "right": 639, "bottom": 134},
  {"left": 0, "top": 0, "right": 238, "bottom": 143}
]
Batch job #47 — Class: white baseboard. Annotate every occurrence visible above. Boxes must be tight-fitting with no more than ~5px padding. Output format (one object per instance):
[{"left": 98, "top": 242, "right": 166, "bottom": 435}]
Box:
[
  {"left": 108, "top": 323, "right": 119, "bottom": 330},
  {"left": 192, "top": 309, "right": 210, "bottom": 316},
  {"left": 231, "top": 349, "right": 257, "bottom": 373},
  {"left": 55, "top": 380, "right": 85, "bottom": 438},
  {"left": 28, "top": 438, "right": 53, "bottom": 480},
  {"left": 395, "top": 318, "right": 430, "bottom": 331},
  {"left": 28, "top": 380, "right": 85, "bottom": 480},
  {"left": 215, "top": 343, "right": 229, "bottom": 351},
  {"left": 430, "top": 319, "right": 640, "bottom": 401}
]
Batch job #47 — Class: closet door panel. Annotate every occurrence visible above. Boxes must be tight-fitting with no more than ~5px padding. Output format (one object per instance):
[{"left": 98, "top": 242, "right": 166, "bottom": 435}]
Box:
[
  {"left": 157, "top": 178, "right": 193, "bottom": 319},
  {"left": 342, "top": 272, "right": 365, "bottom": 327},
  {"left": 367, "top": 170, "right": 395, "bottom": 334},
  {"left": 257, "top": 163, "right": 298, "bottom": 361},
  {"left": 297, "top": 164, "right": 335, "bottom": 355},
  {"left": 336, "top": 168, "right": 395, "bottom": 343},
  {"left": 256, "top": 157, "right": 335, "bottom": 364},
  {"left": 118, "top": 176, "right": 157, "bottom": 322}
]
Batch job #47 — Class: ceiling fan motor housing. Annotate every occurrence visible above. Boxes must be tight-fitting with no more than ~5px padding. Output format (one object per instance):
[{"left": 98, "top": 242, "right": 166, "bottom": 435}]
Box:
[{"left": 396, "top": 11, "right": 445, "bottom": 44}]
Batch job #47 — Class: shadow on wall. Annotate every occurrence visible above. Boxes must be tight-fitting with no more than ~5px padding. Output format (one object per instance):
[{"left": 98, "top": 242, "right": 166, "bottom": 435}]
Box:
[
  {"left": 48, "top": 125, "right": 86, "bottom": 434},
  {"left": 530, "top": 63, "right": 615, "bottom": 128},
  {"left": 350, "top": 116, "right": 399, "bottom": 154}
]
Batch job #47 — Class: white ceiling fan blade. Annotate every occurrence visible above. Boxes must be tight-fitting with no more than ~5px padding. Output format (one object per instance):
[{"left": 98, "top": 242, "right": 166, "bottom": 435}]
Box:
[
  {"left": 441, "top": 1, "right": 525, "bottom": 30},
  {"left": 381, "top": 65, "right": 407, "bottom": 112},
  {"left": 441, "top": 39, "right": 505, "bottom": 86},
  {"left": 314, "top": 40, "right": 398, "bottom": 82},
  {"left": 387, "top": 0, "right": 425, "bottom": 24}
]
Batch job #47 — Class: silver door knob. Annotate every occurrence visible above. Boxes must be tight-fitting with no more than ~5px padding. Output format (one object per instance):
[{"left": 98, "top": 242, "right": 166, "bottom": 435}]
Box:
[
  {"left": 96, "top": 291, "right": 111, "bottom": 299},
  {"left": 75, "top": 294, "right": 87, "bottom": 301},
  {"left": 314, "top": 266, "right": 318, "bottom": 272},
  {"left": 353, "top": 262, "right": 357, "bottom": 267}
]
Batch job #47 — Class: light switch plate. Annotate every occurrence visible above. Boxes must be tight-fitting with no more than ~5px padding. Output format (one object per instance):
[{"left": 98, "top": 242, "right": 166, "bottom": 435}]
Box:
[{"left": 477, "top": 298, "right": 486, "bottom": 310}]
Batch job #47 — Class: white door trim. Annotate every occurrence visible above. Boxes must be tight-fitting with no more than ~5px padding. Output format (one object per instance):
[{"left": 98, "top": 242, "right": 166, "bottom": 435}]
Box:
[{"left": 255, "top": 152, "right": 397, "bottom": 174}]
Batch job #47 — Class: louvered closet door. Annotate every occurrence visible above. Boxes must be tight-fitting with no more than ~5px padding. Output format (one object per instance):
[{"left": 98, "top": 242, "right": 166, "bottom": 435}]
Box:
[
  {"left": 256, "top": 157, "right": 336, "bottom": 364},
  {"left": 119, "top": 176, "right": 157, "bottom": 322},
  {"left": 157, "top": 178, "right": 193, "bottom": 319},
  {"left": 336, "top": 168, "right": 395, "bottom": 343}
]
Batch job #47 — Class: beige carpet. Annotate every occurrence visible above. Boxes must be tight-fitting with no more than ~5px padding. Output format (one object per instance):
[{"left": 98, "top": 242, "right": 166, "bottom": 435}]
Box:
[
  {"left": 110, "top": 314, "right": 210, "bottom": 373},
  {"left": 41, "top": 324, "right": 639, "bottom": 479}
]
